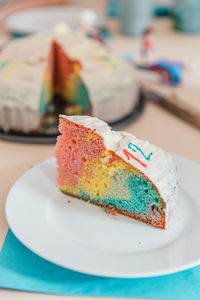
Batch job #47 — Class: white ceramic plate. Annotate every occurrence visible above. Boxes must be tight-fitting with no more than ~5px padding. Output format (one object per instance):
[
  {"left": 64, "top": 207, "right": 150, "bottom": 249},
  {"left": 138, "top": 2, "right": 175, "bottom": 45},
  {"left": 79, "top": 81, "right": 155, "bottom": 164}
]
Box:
[
  {"left": 4, "top": 6, "right": 104, "bottom": 35},
  {"left": 5, "top": 154, "right": 200, "bottom": 278}
]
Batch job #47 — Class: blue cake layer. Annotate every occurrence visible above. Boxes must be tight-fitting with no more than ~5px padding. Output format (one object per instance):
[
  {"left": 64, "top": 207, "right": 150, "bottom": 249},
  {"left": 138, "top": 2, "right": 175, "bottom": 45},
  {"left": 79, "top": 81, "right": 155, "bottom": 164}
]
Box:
[{"left": 80, "top": 169, "right": 162, "bottom": 215}]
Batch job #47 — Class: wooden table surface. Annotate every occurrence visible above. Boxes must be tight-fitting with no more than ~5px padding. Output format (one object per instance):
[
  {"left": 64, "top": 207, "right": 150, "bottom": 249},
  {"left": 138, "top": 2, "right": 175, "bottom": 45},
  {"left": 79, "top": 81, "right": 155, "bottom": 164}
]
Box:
[{"left": 0, "top": 2, "right": 200, "bottom": 299}]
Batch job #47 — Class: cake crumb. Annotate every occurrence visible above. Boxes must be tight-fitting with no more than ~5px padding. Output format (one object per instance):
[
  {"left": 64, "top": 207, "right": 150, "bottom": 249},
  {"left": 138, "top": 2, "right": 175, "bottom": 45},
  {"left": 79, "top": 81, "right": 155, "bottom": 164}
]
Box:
[
  {"left": 104, "top": 207, "right": 117, "bottom": 216},
  {"left": 67, "top": 200, "right": 71, "bottom": 204}
]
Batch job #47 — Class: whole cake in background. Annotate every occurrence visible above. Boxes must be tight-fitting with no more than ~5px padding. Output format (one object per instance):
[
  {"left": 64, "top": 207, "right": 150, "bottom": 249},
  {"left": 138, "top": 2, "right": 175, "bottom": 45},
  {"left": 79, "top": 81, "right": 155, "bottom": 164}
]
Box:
[
  {"left": 0, "top": 31, "right": 139, "bottom": 134},
  {"left": 55, "top": 115, "right": 178, "bottom": 229}
]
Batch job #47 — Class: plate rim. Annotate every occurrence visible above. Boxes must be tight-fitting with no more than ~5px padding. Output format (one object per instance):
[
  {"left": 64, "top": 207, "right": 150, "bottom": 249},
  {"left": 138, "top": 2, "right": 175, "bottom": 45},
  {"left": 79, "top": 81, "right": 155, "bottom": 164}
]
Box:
[
  {"left": 5, "top": 153, "right": 200, "bottom": 278},
  {"left": 4, "top": 6, "right": 101, "bottom": 35}
]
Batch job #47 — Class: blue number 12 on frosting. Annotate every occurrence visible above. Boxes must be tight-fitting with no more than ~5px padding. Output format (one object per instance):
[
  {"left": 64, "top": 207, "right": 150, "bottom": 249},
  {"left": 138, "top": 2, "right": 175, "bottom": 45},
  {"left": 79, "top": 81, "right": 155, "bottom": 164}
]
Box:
[{"left": 128, "top": 143, "right": 152, "bottom": 161}]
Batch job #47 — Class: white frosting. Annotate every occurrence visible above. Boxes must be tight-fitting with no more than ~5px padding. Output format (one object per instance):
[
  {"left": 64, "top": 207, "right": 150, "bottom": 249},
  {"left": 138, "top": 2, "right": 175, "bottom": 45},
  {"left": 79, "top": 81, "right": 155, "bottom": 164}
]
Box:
[
  {"left": 61, "top": 115, "right": 178, "bottom": 225},
  {"left": 0, "top": 32, "right": 139, "bottom": 132}
]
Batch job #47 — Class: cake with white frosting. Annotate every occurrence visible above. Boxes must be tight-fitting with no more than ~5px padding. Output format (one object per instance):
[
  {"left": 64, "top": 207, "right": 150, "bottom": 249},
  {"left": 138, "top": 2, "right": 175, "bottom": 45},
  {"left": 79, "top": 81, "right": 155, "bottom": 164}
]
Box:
[
  {"left": 0, "top": 32, "right": 139, "bottom": 134},
  {"left": 55, "top": 115, "right": 178, "bottom": 229}
]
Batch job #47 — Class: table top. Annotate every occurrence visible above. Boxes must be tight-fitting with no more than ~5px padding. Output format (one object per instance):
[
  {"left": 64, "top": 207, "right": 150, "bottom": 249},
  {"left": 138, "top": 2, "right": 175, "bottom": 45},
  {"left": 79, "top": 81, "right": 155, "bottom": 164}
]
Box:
[{"left": 0, "top": 3, "right": 200, "bottom": 299}]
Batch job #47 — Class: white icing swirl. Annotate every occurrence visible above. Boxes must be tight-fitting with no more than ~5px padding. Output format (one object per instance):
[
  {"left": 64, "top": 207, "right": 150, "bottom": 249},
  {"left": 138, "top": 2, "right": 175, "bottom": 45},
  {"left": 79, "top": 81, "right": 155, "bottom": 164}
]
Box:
[{"left": 61, "top": 115, "right": 178, "bottom": 225}]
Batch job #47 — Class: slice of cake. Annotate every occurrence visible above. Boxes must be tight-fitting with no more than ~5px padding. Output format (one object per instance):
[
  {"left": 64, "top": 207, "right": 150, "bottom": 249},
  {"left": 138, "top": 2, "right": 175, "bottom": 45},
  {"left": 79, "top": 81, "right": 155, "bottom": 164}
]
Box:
[
  {"left": 40, "top": 41, "right": 91, "bottom": 128},
  {"left": 0, "top": 31, "right": 139, "bottom": 134},
  {"left": 55, "top": 115, "right": 178, "bottom": 229}
]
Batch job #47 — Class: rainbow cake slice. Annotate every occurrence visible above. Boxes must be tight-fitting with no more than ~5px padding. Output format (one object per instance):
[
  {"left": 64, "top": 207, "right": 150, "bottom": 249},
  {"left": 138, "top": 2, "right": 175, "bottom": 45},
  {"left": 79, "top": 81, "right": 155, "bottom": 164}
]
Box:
[{"left": 55, "top": 115, "right": 178, "bottom": 229}]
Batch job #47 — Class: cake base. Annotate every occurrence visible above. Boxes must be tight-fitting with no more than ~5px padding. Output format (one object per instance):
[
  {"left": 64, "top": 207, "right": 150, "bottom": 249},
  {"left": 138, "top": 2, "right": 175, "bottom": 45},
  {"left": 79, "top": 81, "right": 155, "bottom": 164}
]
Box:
[
  {"left": 61, "top": 190, "right": 166, "bottom": 230},
  {"left": 0, "top": 94, "right": 145, "bottom": 143}
]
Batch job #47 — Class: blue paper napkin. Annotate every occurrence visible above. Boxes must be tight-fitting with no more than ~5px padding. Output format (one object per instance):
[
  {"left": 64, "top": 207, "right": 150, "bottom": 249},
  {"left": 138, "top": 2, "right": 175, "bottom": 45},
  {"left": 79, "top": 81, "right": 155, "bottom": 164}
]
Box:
[{"left": 0, "top": 230, "right": 200, "bottom": 299}]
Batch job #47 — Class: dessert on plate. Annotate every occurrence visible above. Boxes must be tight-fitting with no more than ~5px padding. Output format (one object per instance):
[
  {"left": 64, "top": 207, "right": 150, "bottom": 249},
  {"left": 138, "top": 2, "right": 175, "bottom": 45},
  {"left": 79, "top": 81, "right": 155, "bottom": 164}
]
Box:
[
  {"left": 55, "top": 115, "right": 178, "bottom": 229},
  {"left": 0, "top": 31, "right": 139, "bottom": 134}
]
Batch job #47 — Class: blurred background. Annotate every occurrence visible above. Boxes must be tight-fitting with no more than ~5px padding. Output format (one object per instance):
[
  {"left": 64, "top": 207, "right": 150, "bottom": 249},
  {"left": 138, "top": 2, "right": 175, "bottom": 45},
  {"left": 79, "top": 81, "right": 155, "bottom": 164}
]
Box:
[{"left": 0, "top": 0, "right": 200, "bottom": 157}]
